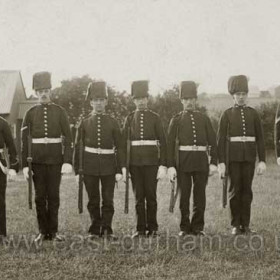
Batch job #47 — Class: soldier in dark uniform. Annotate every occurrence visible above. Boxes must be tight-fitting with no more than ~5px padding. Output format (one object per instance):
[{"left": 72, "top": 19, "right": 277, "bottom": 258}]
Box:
[
  {"left": 74, "top": 81, "right": 125, "bottom": 239},
  {"left": 217, "top": 75, "right": 266, "bottom": 235},
  {"left": 0, "top": 118, "right": 19, "bottom": 239},
  {"left": 167, "top": 81, "right": 217, "bottom": 236},
  {"left": 122, "top": 80, "right": 167, "bottom": 238},
  {"left": 21, "top": 72, "right": 73, "bottom": 243}
]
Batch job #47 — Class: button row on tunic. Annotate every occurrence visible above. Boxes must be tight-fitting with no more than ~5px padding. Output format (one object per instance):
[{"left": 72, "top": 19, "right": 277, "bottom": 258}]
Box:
[
  {"left": 190, "top": 114, "right": 197, "bottom": 143},
  {"left": 240, "top": 110, "right": 246, "bottom": 135},
  {"left": 140, "top": 113, "right": 144, "bottom": 139}
]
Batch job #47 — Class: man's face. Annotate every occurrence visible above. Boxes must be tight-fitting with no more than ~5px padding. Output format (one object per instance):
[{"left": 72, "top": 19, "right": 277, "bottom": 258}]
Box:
[
  {"left": 36, "top": 89, "right": 51, "bottom": 104},
  {"left": 134, "top": 97, "right": 148, "bottom": 110},
  {"left": 181, "top": 98, "right": 196, "bottom": 111},
  {"left": 232, "top": 92, "right": 248, "bottom": 106},
  {"left": 90, "top": 98, "right": 107, "bottom": 113}
]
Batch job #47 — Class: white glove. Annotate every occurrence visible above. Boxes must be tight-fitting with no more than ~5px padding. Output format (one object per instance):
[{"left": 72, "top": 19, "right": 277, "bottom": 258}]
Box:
[
  {"left": 61, "top": 163, "right": 73, "bottom": 174},
  {"left": 209, "top": 164, "right": 217, "bottom": 177},
  {"left": 277, "top": 157, "right": 280, "bottom": 166},
  {"left": 167, "top": 167, "right": 177, "bottom": 182},
  {"left": 218, "top": 163, "right": 226, "bottom": 179},
  {"left": 75, "top": 175, "right": 79, "bottom": 184},
  {"left": 23, "top": 167, "right": 32, "bottom": 180},
  {"left": 7, "top": 169, "right": 17, "bottom": 181},
  {"left": 256, "top": 161, "right": 266, "bottom": 175},
  {"left": 157, "top": 165, "right": 167, "bottom": 180},
  {"left": 115, "top": 173, "right": 123, "bottom": 182}
]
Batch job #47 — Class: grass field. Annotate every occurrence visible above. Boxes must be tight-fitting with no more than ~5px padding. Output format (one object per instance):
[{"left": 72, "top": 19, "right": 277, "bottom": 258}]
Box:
[{"left": 1, "top": 154, "right": 280, "bottom": 280}]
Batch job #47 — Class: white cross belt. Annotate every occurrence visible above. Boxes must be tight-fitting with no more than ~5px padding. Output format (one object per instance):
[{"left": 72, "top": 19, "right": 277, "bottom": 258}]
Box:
[
  {"left": 32, "top": 138, "right": 62, "bottom": 144},
  {"left": 131, "top": 140, "right": 159, "bottom": 146},
  {"left": 179, "top": 145, "right": 207, "bottom": 151},
  {"left": 230, "top": 136, "right": 256, "bottom": 142},
  {"left": 85, "top": 147, "right": 115, "bottom": 154}
]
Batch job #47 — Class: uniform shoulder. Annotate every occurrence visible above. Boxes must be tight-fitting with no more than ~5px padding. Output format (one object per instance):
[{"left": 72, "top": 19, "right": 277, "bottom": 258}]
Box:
[
  {"left": 81, "top": 113, "right": 93, "bottom": 123},
  {"left": 147, "top": 109, "right": 160, "bottom": 117},
  {"left": 50, "top": 103, "right": 66, "bottom": 111},
  {"left": 220, "top": 107, "right": 234, "bottom": 116},
  {"left": 246, "top": 106, "right": 257, "bottom": 112},
  {"left": 25, "top": 104, "right": 40, "bottom": 116}
]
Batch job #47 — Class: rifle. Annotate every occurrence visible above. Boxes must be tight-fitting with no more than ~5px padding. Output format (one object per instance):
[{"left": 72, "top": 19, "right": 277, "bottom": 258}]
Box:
[
  {"left": 169, "top": 116, "right": 180, "bottom": 213},
  {"left": 169, "top": 180, "right": 179, "bottom": 213},
  {"left": 78, "top": 129, "right": 84, "bottom": 214},
  {"left": 124, "top": 127, "right": 130, "bottom": 214},
  {"left": 222, "top": 125, "right": 230, "bottom": 208},
  {"left": 27, "top": 126, "right": 33, "bottom": 210}
]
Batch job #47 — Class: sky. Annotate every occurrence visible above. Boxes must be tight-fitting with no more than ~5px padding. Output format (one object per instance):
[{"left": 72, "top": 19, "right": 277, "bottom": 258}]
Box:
[{"left": 1, "top": 0, "right": 280, "bottom": 96}]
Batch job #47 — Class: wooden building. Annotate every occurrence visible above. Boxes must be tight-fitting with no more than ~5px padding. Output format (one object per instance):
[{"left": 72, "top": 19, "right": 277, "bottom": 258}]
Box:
[{"left": 0, "top": 70, "right": 37, "bottom": 166}]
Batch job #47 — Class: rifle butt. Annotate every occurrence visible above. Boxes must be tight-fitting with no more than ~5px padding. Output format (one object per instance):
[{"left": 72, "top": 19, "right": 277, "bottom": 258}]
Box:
[{"left": 78, "top": 174, "right": 83, "bottom": 214}]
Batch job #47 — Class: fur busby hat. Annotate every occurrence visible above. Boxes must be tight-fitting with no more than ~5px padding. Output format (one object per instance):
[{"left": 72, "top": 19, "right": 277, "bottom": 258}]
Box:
[
  {"left": 131, "top": 80, "right": 149, "bottom": 99},
  {"left": 32, "top": 72, "right": 52, "bottom": 90},
  {"left": 86, "top": 81, "right": 108, "bottom": 101},
  {"left": 179, "top": 81, "right": 197, "bottom": 99},
  {"left": 228, "top": 75, "right": 248, "bottom": 95}
]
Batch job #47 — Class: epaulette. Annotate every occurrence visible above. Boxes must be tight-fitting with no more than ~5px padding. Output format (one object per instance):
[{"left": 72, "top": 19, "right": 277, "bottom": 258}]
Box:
[{"left": 147, "top": 109, "right": 160, "bottom": 117}]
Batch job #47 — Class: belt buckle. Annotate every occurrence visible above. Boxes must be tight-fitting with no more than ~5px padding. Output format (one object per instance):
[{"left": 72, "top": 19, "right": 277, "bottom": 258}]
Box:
[
  {"left": 192, "top": 145, "right": 198, "bottom": 151},
  {"left": 241, "top": 136, "right": 247, "bottom": 141},
  {"left": 44, "top": 137, "right": 49, "bottom": 144}
]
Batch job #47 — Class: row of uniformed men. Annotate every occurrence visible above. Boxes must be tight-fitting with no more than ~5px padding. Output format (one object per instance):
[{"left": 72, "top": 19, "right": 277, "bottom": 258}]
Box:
[{"left": 0, "top": 72, "right": 273, "bottom": 242}]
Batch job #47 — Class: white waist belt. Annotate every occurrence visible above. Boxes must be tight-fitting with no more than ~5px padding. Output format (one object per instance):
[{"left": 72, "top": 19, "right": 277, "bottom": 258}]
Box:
[
  {"left": 32, "top": 138, "right": 62, "bottom": 144},
  {"left": 131, "top": 140, "right": 159, "bottom": 146},
  {"left": 230, "top": 136, "right": 256, "bottom": 142},
  {"left": 179, "top": 145, "right": 207, "bottom": 151},
  {"left": 85, "top": 146, "right": 115, "bottom": 154}
]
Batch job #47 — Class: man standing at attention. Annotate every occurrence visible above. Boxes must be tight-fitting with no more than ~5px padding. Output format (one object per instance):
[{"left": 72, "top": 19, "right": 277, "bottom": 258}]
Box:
[
  {"left": 22, "top": 71, "right": 73, "bottom": 243},
  {"left": 217, "top": 75, "right": 266, "bottom": 235},
  {"left": 167, "top": 81, "right": 217, "bottom": 236},
  {"left": 123, "top": 80, "right": 167, "bottom": 238},
  {"left": 74, "top": 81, "right": 125, "bottom": 240}
]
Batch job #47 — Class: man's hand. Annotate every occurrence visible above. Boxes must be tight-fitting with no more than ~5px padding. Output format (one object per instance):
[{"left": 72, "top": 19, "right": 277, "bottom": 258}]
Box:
[
  {"left": 115, "top": 173, "right": 123, "bottom": 182},
  {"left": 61, "top": 163, "right": 73, "bottom": 174},
  {"left": 7, "top": 169, "right": 17, "bottom": 181},
  {"left": 256, "top": 161, "right": 266, "bottom": 175},
  {"left": 167, "top": 167, "right": 177, "bottom": 182},
  {"left": 23, "top": 167, "right": 32, "bottom": 180},
  {"left": 218, "top": 163, "right": 226, "bottom": 179},
  {"left": 209, "top": 164, "right": 217, "bottom": 177},
  {"left": 157, "top": 166, "right": 167, "bottom": 180}
]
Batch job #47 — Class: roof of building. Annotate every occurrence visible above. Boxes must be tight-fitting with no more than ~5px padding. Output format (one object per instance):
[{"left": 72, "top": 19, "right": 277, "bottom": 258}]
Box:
[{"left": 0, "top": 70, "right": 27, "bottom": 114}]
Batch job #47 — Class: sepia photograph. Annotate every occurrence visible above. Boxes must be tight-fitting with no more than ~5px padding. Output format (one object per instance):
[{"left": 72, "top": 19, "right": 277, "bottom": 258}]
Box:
[{"left": 0, "top": 0, "right": 280, "bottom": 279}]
